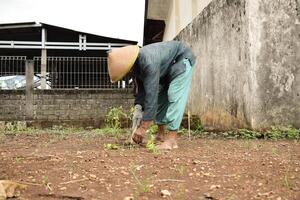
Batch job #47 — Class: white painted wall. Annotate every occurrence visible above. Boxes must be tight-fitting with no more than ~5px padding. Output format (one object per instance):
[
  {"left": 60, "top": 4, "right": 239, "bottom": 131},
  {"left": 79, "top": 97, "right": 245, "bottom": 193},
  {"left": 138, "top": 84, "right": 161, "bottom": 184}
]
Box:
[
  {"left": 163, "top": 0, "right": 212, "bottom": 41},
  {"left": 0, "top": 0, "right": 146, "bottom": 45}
]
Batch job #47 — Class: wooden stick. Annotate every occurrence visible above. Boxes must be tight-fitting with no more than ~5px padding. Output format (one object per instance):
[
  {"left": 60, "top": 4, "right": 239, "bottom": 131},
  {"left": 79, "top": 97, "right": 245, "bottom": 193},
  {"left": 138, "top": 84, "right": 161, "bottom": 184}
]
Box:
[
  {"left": 156, "top": 179, "right": 186, "bottom": 183},
  {"left": 188, "top": 109, "right": 191, "bottom": 140},
  {"left": 38, "top": 194, "right": 84, "bottom": 200},
  {"left": 60, "top": 178, "right": 89, "bottom": 185}
]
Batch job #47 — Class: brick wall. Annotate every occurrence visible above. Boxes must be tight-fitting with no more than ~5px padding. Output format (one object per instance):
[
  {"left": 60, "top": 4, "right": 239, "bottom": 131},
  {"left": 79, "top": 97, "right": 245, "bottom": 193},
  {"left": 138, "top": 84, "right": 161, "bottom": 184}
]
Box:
[{"left": 0, "top": 90, "right": 134, "bottom": 128}]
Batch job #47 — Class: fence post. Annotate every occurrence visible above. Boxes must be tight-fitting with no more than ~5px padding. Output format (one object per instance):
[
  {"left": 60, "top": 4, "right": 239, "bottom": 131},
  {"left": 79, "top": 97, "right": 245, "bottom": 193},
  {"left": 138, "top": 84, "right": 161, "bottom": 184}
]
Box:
[
  {"left": 41, "top": 28, "right": 47, "bottom": 89},
  {"left": 26, "top": 60, "right": 34, "bottom": 120}
]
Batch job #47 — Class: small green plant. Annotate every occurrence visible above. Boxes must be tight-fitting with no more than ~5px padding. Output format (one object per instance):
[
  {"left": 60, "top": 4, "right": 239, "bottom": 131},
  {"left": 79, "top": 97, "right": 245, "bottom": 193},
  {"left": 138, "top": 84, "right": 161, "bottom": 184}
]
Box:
[
  {"left": 226, "top": 196, "right": 234, "bottom": 200},
  {"left": 146, "top": 134, "right": 159, "bottom": 154},
  {"left": 177, "top": 164, "right": 185, "bottom": 176},
  {"left": 283, "top": 174, "right": 292, "bottom": 189},
  {"left": 130, "top": 164, "right": 151, "bottom": 194},
  {"left": 271, "top": 147, "right": 278, "bottom": 156},
  {"left": 194, "top": 117, "right": 203, "bottom": 132},
  {"left": 105, "top": 106, "right": 129, "bottom": 136},
  {"left": 15, "top": 155, "right": 24, "bottom": 163},
  {"left": 176, "top": 183, "right": 185, "bottom": 200},
  {"left": 42, "top": 175, "right": 49, "bottom": 186},
  {"left": 265, "top": 126, "right": 300, "bottom": 140},
  {"left": 244, "top": 140, "right": 252, "bottom": 150},
  {"left": 224, "top": 129, "right": 260, "bottom": 139},
  {"left": 148, "top": 125, "right": 158, "bottom": 135},
  {"left": 104, "top": 143, "right": 119, "bottom": 150},
  {"left": 0, "top": 132, "right": 5, "bottom": 143}
]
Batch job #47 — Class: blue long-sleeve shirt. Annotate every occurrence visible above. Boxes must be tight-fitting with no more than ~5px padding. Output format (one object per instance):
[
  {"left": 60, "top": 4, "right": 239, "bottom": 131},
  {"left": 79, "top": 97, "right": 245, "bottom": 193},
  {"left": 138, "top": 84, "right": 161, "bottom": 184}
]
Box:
[{"left": 133, "top": 41, "right": 196, "bottom": 120}]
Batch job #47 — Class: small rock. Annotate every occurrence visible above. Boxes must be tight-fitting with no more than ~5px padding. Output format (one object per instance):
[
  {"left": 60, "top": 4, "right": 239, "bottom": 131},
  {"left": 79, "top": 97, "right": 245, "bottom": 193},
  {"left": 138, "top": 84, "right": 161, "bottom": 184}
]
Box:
[
  {"left": 123, "top": 196, "right": 134, "bottom": 200},
  {"left": 203, "top": 193, "right": 214, "bottom": 199},
  {"left": 193, "top": 160, "right": 200, "bottom": 164},
  {"left": 136, "top": 165, "right": 144, "bottom": 171},
  {"left": 59, "top": 186, "right": 67, "bottom": 191},
  {"left": 276, "top": 197, "right": 282, "bottom": 200},
  {"left": 210, "top": 185, "right": 221, "bottom": 190},
  {"left": 161, "top": 189, "right": 171, "bottom": 198},
  {"left": 89, "top": 174, "right": 97, "bottom": 179}
]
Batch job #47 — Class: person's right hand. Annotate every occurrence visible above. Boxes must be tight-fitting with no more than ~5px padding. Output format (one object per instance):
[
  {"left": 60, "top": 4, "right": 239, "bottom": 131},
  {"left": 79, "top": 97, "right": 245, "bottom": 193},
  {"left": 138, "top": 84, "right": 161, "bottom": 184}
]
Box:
[{"left": 132, "top": 104, "right": 143, "bottom": 130}]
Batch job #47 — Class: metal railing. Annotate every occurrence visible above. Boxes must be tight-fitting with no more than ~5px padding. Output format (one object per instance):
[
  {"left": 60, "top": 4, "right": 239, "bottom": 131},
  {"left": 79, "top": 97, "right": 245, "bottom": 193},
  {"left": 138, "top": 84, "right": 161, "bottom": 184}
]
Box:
[
  {"left": 0, "top": 56, "right": 26, "bottom": 89},
  {"left": 0, "top": 56, "right": 133, "bottom": 90}
]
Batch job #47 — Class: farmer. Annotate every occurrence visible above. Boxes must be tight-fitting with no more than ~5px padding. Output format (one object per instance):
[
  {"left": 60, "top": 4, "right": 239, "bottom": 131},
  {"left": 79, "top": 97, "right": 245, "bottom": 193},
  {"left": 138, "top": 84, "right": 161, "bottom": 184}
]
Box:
[{"left": 107, "top": 41, "right": 196, "bottom": 150}]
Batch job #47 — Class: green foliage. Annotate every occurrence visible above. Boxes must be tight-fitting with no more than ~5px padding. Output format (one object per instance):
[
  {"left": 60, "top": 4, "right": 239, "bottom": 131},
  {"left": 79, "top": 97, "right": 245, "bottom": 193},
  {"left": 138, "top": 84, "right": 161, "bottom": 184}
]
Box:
[
  {"left": 146, "top": 134, "right": 159, "bottom": 154},
  {"left": 148, "top": 125, "right": 158, "bottom": 135},
  {"left": 264, "top": 126, "right": 300, "bottom": 139},
  {"left": 130, "top": 164, "right": 151, "bottom": 194},
  {"left": 104, "top": 143, "right": 119, "bottom": 150},
  {"left": 222, "top": 126, "right": 299, "bottom": 140},
  {"left": 283, "top": 174, "right": 292, "bottom": 189},
  {"left": 193, "top": 118, "right": 203, "bottom": 132},
  {"left": 224, "top": 129, "right": 261, "bottom": 139},
  {"left": 271, "top": 147, "right": 278, "bottom": 156},
  {"left": 105, "top": 106, "right": 130, "bottom": 136},
  {"left": 177, "top": 164, "right": 185, "bottom": 176},
  {"left": 105, "top": 106, "right": 126, "bottom": 129}
]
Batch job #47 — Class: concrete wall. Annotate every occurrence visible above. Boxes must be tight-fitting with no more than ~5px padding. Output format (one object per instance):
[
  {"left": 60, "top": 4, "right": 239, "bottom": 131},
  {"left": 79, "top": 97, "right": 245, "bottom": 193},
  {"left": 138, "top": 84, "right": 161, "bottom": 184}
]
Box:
[
  {"left": 176, "top": 0, "right": 300, "bottom": 130},
  {"left": 0, "top": 90, "right": 134, "bottom": 128}
]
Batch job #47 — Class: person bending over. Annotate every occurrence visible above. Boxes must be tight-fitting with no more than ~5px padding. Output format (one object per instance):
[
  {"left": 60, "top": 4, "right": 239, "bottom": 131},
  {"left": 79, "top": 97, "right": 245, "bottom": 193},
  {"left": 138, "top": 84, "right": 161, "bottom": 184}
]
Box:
[{"left": 107, "top": 41, "right": 196, "bottom": 150}]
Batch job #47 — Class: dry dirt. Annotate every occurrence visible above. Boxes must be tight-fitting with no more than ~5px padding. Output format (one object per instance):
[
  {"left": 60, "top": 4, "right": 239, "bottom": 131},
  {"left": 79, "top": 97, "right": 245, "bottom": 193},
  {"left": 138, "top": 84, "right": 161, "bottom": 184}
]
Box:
[{"left": 0, "top": 131, "right": 299, "bottom": 200}]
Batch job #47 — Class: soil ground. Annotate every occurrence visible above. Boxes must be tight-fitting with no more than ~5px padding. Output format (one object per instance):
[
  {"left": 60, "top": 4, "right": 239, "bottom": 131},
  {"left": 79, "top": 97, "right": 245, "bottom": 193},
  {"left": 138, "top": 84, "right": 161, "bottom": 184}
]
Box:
[{"left": 0, "top": 130, "right": 299, "bottom": 200}]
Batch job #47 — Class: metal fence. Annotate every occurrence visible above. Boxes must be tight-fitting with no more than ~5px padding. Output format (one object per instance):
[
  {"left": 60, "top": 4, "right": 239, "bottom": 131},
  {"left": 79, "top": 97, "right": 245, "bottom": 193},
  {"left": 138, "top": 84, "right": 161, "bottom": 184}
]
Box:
[
  {"left": 0, "top": 56, "right": 26, "bottom": 89},
  {"left": 0, "top": 56, "right": 133, "bottom": 90}
]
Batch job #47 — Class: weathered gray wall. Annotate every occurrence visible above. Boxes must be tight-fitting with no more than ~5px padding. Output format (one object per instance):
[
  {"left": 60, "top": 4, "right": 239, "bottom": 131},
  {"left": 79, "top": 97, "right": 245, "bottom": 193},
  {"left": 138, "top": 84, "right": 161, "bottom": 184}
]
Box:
[
  {"left": 0, "top": 90, "right": 134, "bottom": 128},
  {"left": 176, "top": 0, "right": 300, "bottom": 130}
]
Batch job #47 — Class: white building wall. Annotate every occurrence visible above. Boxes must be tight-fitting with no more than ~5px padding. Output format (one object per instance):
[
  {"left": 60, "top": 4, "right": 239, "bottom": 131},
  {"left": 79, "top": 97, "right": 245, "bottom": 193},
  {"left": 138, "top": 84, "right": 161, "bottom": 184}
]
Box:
[{"left": 163, "top": 0, "right": 212, "bottom": 41}]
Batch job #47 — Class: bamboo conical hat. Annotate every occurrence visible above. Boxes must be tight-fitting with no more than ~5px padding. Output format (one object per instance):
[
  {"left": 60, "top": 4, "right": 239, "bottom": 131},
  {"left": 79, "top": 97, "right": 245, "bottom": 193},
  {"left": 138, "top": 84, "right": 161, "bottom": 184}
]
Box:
[{"left": 107, "top": 45, "right": 139, "bottom": 83}]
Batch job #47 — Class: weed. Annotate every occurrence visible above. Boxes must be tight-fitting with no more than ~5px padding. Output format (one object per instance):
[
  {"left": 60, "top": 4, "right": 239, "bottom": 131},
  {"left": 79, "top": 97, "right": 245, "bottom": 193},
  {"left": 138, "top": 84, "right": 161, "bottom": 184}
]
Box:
[
  {"left": 176, "top": 183, "right": 185, "bottom": 200},
  {"left": 15, "top": 156, "right": 24, "bottom": 163},
  {"left": 105, "top": 106, "right": 129, "bottom": 136},
  {"left": 42, "top": 175, "right": 52, "bottom": 191},
  {"left": 225, "top": 129, "right": 260, "bottom": 139},
  {"left": 42, "top": 175, "right": 49, "bottom": 185},
  {"left": 178, "top": 128, "right": 188, "bottom": 136},
  {"left": 244, "top": 140, "right": 252, "bottom": 150},
  {"left": 265, "top": 126, "right": 300, "bottom": 140},
  {"left": 130, "top": 164, "right": 151, "bottom": 194},
  {"left": 226, "top": 196, "right": 234, "bottom": 200},
  {"left": 148, "top": 125, "right": 158, "bottom": 135},
  {"left": 194, "top": 117, "right": 203, "bottom": 133},
  {"left": 146, "top": 134, "right": 159, "bottom": 154},
  {"left": 177, "top": 164, "right": 185, "bottom": 176},
  {"left": 271, "top": 147, "right": 278, "bottom": 156},
  {"left": 283, "top": 174, "right": 292, "bottom": 189},
  {"left": 104, "top": 143, "right": 119, "bottom": 150},
  {"left": 0, "top": 131, "right": 4, "bottom": 143}
]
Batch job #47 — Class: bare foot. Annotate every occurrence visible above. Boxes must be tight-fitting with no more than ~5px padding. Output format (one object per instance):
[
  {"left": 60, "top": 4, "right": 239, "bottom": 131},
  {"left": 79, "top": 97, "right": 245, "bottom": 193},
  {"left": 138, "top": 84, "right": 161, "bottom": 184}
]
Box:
[
  {"left": 155, "top": 134, "right": 166, "bottom": 143},
  {"left": 157, "top": 139, "right": 178, "bottom": 150},
  {"left": 155, "top": 125, "right": 166, "bottom": 143}
]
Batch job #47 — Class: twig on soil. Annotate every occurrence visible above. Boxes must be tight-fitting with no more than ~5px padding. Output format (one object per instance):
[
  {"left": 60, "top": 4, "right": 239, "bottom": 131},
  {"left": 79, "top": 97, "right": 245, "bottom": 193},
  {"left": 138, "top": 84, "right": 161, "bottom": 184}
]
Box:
[
  {"left": 156, "top": 179, "right": 186, "bottom": 183},
  {"left": 60, "top": 178, "right": 89, "bottom": 185},
  {"left": 188, "top": 109, "right": 191, "bottom": 141},
  {"left": 17, "top": 181, "right": 42, "bottom": 186},
  {"left": 38, "top": 193, "right": 84, "bottom": 200}
]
